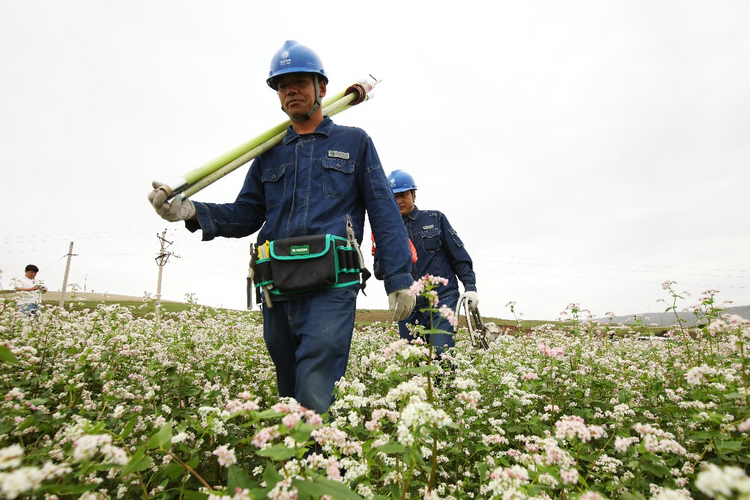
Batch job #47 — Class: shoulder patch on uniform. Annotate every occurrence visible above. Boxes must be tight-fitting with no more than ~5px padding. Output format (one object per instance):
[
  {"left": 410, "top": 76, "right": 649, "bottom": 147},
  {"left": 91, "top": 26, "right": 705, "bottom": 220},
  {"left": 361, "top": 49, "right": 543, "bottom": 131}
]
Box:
[{"left": 328, "top": 150, "right": 350, "bottom": 160}]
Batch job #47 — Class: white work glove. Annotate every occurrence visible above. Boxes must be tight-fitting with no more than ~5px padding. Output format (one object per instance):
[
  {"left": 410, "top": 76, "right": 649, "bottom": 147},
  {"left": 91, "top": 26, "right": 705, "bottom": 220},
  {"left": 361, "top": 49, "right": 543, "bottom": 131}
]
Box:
[
  {"left": 388, "top": 289, "right": 416, "bottom": 322},
  {"left": 148, "top": 181, "right": 196, "bottom": 222},
  {"left": 464, "top": 291, "right": 480, "bottom": 311}
]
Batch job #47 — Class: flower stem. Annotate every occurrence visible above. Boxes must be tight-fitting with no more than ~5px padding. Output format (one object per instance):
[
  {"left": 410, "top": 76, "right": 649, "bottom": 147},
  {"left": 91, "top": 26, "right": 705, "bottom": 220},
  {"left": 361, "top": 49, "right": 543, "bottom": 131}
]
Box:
[{"left": 169, "top": 452, "right": 212, "bottom": 491}]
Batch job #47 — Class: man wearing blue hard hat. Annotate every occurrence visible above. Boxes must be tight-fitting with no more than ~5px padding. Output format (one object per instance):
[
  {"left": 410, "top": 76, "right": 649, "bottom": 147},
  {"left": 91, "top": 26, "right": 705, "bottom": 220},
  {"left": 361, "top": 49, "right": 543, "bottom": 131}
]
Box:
[
  {"left": 149, "top": 41, "right": 415, "bottom": 416},
  {"left": 375, "top": 169, "right": 479, "bottom": 357}
]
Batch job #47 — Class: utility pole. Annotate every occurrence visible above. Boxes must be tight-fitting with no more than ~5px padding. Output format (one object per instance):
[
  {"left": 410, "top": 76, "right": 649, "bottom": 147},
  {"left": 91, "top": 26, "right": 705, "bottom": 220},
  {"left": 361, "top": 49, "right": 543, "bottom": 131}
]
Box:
[
  {"left": 155, "top": 230, "right": 173, "bottom": 319},
  {"left": 59, "top": 241, "right": 76, "bottom": 308}
]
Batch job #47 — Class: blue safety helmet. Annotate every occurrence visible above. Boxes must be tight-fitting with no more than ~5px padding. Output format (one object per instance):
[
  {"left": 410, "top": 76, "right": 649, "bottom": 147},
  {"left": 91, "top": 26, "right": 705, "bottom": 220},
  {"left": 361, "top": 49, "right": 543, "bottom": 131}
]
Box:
[
  {"left": 387, "top": 170, "right": 417, "bottom": 193},
  {"left": 267, "top": 40, "right": 328, "bottom": 90}
]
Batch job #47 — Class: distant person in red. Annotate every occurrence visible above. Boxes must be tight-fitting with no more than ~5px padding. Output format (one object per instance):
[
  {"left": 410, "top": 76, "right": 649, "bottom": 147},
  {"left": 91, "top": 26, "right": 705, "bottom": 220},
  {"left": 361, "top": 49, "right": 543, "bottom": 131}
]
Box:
[{"left": 13, "top": 264, "right": 47, "bottom": 316}]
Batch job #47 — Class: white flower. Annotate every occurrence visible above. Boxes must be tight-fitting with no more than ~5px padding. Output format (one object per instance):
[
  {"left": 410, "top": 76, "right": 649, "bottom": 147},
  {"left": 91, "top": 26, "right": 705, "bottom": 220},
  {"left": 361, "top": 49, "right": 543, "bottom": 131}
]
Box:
[
  {"left": 0, "top": 466, "right": 45, "bottom": 499},
  {"left": 0, "top": 444, "right": 24, "bottom": 470},
  {"left": 171, "top": 432, "right": 189, "bottom": 444},
  {"left": 72, "top": 434, "right": 114, "bottom": 462},
  {"left": 101, "top": 444, "right": 129, "bottom": 466},
  {"left": 112, "top": 405, "right": 125, "bottom": 419},
  {"left": 651, "top": 488, "right": 692, "bottom": 500},
  {"left": 695, "top": 463, "right": 750, "bottom": 499}
]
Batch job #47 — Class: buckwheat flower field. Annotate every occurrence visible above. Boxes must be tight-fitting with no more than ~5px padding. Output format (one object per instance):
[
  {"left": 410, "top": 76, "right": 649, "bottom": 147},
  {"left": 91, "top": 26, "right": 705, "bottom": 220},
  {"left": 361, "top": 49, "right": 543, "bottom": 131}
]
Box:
[{"left": 1, "top": 283, "right": 749, "bottom": 499}]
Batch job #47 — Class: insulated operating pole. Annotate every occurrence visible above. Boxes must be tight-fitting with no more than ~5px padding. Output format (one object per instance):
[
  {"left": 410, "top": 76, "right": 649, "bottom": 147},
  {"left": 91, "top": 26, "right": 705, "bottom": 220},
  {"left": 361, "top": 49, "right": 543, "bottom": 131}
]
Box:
[{"left": 155, "top": 76, "right": 381, "bottom": 201}]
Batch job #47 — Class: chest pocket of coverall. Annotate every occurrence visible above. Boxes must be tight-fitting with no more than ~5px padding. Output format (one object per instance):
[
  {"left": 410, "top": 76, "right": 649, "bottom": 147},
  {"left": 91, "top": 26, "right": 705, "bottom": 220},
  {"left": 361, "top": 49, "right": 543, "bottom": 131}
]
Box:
[
  {"left": 421, "top": 228, "right": 442, "bottom": 253},
  {"left": 321, "top": 159, "right": 355, "bottom": 199},
  {"left": 261, "top": 165, "right": 287, "bottom": 209}
]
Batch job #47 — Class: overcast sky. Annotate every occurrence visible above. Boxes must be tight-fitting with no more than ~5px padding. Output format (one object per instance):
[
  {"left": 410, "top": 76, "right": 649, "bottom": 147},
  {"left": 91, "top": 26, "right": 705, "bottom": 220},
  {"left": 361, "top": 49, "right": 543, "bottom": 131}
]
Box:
[{"left": 2, "top": 1, "right": 748, "bottom": 321}]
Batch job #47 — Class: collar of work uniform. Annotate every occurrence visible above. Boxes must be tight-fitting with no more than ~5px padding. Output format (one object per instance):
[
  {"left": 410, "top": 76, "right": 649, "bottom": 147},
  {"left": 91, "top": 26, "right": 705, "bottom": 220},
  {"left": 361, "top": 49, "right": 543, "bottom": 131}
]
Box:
[{"left": 282, "top": 116, "right": 335, "bottom": 145}]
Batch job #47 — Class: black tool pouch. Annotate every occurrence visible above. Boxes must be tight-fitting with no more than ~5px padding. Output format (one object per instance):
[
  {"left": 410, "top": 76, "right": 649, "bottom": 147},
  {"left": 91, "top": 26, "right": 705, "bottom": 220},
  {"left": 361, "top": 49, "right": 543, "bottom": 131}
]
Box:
[{"left": 253, "top": 234, "right": 362, "bottom": 295}]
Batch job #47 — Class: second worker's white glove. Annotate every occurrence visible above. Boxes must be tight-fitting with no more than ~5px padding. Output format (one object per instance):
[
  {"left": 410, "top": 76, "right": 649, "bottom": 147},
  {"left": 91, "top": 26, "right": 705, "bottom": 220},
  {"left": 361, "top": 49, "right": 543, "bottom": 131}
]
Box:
[
  {"left": 148, "top": 180, "right": 196, "bottom": 222},
  {"left": 464, "top": 291, "right": 480, "bottom": 311},
  {"left": 388, "top": 288, "right": 416, "bottom": 322}
]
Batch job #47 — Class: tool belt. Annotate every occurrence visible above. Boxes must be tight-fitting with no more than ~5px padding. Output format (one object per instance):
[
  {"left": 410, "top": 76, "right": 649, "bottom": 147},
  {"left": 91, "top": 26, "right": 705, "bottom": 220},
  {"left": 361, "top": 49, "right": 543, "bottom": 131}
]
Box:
[{"left": 253, "top": 234, "right": 366, "bottom": 295}]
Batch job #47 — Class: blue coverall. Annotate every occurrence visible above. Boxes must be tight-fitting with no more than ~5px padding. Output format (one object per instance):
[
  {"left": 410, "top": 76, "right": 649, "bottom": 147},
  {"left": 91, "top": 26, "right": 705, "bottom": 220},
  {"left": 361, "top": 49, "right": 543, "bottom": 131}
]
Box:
[
  {"left": 186, "top": 116, "right": 413, "bottom": 415},
  {"left": 375, "top": 205, "right": 477, "bottom": 355}
]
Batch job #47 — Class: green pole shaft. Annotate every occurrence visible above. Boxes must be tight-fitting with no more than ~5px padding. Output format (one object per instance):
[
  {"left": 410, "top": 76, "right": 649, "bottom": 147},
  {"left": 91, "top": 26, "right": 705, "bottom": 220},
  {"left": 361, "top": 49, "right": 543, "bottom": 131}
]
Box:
[
  {"left": 182, "top": 91, "right": 364, "bottom": 198},
  {"left": 161, "top": 81, "right": 372, "bottom": 198}
]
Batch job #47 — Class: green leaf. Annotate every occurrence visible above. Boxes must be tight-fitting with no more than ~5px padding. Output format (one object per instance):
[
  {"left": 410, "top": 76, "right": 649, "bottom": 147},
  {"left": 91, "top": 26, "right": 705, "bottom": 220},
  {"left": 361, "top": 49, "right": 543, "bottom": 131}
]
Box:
[
  {"left": 120, "top": 447, "right": 153, "bottom": 476},
  {"left": 256, "top": 408, "right": 282, "bottom": 419},
  {"left": 641, "top": 461, "right": 669, "bottom": 478},
  {"left": 45, "top": 483, "right": 98, "bottom": 495},
  {"left": 0, "top": 345, "right": 19, "bottom": 364},
  {"left": 401, "top": 365, "right": 440, "bottom": 374},
  {"left": 118, "top": 416, "right": 138, "bottom": 440},
  {"left": 389, "top": 483, "right": 401, "bottom": 499},
  {"left": 578, "top": 452, "right": 600, "bottom": 463},
  {"left": 421, "top": 328, "right": 453, "bottom": 335},
  {"left": 182, "top": 491, "right": 209, "bottom": 499},
  {"left": 263, "top": 464, "right": 283, "bottom": 486},
  {"left": 718, "top": 440, "right": 743, "bottom": 451},
  {"left": 528, "top": 485, "right": 551, "bottom": 497},
  {"left": 147, "top": 421, "right": 173, "bottom": 449},
  {"left": 227, "top": 464, "right": 258, "bottom": 492},
  {"left": 290, "top": 423, "right": 314, "bottom": 443},
  {"left": 164, "top": 461, "right": 184, "bottom": 480},
  {"left": 620, "top": 493, "right": 647, "bottom": 500},
  {"left": 724, "top": 392, "right": 747, "bottom": 400},
  {"left": 257, "top": 443, "right": 297, "bottom": 461},
  {"left": 294, "top": 476, "right": 363, "bottom": 499},
  {"left": 376, "top": 441, "right": 407, "bottom": 454}
]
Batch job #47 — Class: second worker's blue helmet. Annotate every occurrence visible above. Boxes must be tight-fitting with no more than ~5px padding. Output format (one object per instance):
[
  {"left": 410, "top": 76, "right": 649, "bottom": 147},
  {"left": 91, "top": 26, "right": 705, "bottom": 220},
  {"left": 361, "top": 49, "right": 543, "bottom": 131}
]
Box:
[
  {"left": 387, "top": 170, "right": 417, "bottom": 193},
  {"left": 267, "top": 40, "right": 328, "bottom": 90}
]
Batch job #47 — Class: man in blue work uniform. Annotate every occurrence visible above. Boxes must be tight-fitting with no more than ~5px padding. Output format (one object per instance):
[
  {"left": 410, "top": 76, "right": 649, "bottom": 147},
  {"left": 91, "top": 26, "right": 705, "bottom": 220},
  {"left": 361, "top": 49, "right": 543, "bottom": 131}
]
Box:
[
  {"left": 374, "top": 169, "right": 479, "bottom": 357},
  {"left": 148, "top": 41, "right": 415, "bottom": 416}
]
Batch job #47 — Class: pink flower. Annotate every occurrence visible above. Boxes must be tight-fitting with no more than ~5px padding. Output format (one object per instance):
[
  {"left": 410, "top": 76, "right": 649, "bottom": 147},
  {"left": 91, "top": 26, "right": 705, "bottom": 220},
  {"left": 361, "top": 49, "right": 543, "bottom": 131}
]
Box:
[
  {"left": 212, "top": 444, "right": 237, "bottom": 467},
  {"left": 326, "top": 456, "right": 341, "bottom": 480},
  {"left": 282, "top": 412, "right": 301, "bottom": 429},
  {"left": 538, "top": 343, "right": 564, "bottom": 358},
  {"left": 4, "top": 388, "right": 24, "bottom": 402},
  {"left": 662, "top": 280, "right": 676, "bottom": 290},
  {"left": 409, "top": 281, "right": 425, "bottom": 297},
  {"left": 458, "top": 390, "right": 480, "bottom": 408},
  {"left": 560, "top": 468, "right": 579, "bottom": 485},
  {"left": 426, "top": 275, "right": 449, "bottom": 287},
  {"left": 305, "top": 412, "right": 323, "bottom": 426},
  {"left": 439, "top": 304, "right": 458, "bottom": 328},
  {"left": 243, "top": 400, "right": 260, "bottom": 411},
  {"left": 252, "top": 426, "right": 280, "bottom": 448}
]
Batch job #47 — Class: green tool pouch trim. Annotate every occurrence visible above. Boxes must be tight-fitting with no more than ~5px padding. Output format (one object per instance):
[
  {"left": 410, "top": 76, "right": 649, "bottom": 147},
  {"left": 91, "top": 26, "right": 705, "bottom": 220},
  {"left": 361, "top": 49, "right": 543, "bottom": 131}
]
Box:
[{"left": 253, "top": 234, "right": 362, "bottom": 295}]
